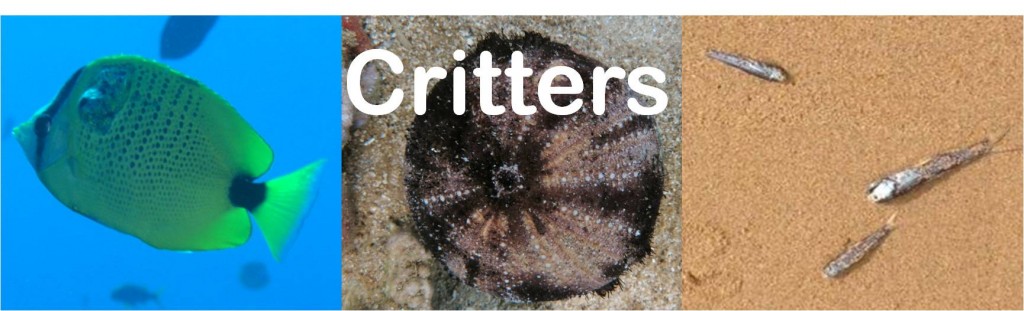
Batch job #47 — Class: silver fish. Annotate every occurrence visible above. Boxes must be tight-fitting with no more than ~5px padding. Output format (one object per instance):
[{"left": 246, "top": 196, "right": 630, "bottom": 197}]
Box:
[
  {"left": 707, "top": 49, "right": 787, "bottom": 82},
  {"left": 867, "top": 129, "right": 1009, "bottom": 202},
  {"left": 823, "top": 213, "right": 897, "bottom": 278}
]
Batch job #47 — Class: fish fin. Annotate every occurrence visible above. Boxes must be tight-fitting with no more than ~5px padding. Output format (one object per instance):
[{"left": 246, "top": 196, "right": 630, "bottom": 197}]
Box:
[
  {"left": 985, "top": 123, "right": 1020, "bottom": 153},
  {"left": 252, "top": 160, "right": 325, "bottom": 261},
  {"left": 988, "top": 126, "right": 1013, "bottom": 146}
]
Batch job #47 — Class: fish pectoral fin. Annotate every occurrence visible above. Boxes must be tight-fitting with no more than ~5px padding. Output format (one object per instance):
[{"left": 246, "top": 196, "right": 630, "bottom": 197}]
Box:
[{"left": 252, "top": 160, "right": 325, "bottom": 261}]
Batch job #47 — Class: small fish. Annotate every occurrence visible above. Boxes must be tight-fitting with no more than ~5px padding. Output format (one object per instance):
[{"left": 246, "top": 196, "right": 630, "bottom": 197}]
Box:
[
  {"left": 707, "top": 49, "right": 787, "bottom": 82},
  {"left": 867, "top": 129, "right": 1009, "bottom": 202},
  {"left": 13, "top": 55, "right": 325, "bottom": 260},
  {"left": 239, "top": 261, "right": 270, "bottom": 290},
  {"left": 823, "top": 213, "right": 897, "bottom": 278},
  {"left": 160, "top": 16, "right": 218, "bottom": 60},
  {"left": 111, "top": 284, "right": 161, "bottom": 308}
]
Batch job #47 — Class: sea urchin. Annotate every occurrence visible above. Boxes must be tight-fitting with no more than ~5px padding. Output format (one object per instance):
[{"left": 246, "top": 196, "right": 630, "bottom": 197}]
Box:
[{"left": 404, "top": 32, "right": 663, "bottom": 302}]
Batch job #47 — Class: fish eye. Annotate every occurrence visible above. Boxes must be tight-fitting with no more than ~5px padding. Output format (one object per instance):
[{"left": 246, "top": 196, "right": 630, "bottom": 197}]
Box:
[{"left": 34, "top": 114, "right": 52, "bottom": 136}]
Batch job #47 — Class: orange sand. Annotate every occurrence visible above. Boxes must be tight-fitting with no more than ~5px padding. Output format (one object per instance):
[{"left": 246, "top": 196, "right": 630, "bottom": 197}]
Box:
[{"left": 681, "top": 16, "right": 1023, "bottom": 309}]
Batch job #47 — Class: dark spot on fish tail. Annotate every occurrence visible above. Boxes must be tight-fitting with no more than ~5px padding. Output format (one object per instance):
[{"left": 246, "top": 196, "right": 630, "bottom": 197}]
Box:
[
  {"left": 34, "top": 67, "right": 84, "bottom": 168},
  {"left": 230, "top": 175, "right": 266, "bottom": 210}
]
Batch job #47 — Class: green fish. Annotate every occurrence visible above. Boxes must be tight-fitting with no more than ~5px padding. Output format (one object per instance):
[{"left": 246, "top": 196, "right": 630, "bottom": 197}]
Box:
[{"left": 13, "top": 55, "right": 323, "bottom": 260}]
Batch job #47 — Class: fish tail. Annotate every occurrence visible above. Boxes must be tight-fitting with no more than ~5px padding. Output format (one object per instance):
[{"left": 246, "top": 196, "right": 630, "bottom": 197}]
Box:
[
  {"left": 253, "top": 159, "right": 326, "bottom": 261},
  {"left": 978, "top": 126, "right": 1011, "bottom": 149},
  {"left": 989, "top": 146, "right": 1023, "bottom": 154},
  {"left": 985, "top": 125, "right": 1022, "bottom": 152}
]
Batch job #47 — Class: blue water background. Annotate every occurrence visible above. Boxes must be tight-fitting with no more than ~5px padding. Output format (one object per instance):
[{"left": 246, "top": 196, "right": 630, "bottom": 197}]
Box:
[{"left": 1, "top": 16, "right": 341, "bottom": 309}]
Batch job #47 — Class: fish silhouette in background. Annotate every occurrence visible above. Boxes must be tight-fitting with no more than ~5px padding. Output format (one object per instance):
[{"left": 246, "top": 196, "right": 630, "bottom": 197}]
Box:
[
  {"left": 3, "top": 116, "right": 15, "bottom": 142},
  {"left": 160, "top": 16, "right": 218, "bottom": 60},
  {"left": 110, "top": 284, "right": 161, "bottom": 309},
  {"left": 239, "top": 261, "right": 271, "bottom": 290}
]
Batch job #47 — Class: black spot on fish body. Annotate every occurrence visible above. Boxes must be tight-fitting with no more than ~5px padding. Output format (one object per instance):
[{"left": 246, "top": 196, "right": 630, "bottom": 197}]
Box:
[{"left": 230, "top": 175, "right": 266, "bottom": 210}]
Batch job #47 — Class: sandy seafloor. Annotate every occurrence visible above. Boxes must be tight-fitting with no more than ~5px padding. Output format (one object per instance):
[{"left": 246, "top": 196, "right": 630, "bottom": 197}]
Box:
[
  {"left": 681, "top": 16, "right": 1023, "bottom": 309},
  {"left": 342, "top": 16, "right": 682, "bottom": 309}
]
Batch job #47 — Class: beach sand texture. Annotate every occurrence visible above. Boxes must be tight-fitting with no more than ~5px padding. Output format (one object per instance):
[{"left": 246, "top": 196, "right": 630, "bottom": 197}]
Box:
[
  {"left": 342, "top": 16, "right": 682, "bottom": 309},
  {"left": 681, "top": 16, "right": 1023, "bottom": 309}
]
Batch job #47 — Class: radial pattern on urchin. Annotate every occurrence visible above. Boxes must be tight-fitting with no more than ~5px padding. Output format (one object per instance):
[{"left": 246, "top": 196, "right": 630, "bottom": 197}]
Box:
[{"left": 404, "top": 32, "right": 663, "bottom": 303}]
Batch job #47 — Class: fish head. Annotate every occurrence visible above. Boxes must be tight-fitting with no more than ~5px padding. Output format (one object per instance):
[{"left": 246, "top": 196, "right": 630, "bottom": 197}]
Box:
[
  {"left": 867, "top": 170, "right": 924, "bottom": 203},
  {"left": 822, "top": 263, "right": 843, "bottom": 278},
  {"left": 14, "top": 67, "right": 84, "bottom": 173},
  {"left": 766, "top": 68, "right": 787, "bottom": 82},
  {"left": 866, "top": 178, "right": 897, "bottom": 202},
  {"left": 16, "top": 57, "right": 137, "bottom": 202}
]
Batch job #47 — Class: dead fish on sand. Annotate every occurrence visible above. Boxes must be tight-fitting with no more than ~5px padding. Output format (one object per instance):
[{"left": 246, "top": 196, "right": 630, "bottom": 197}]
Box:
[
  {"left": 867, "top": 129, "right": 1011, "bottom": 202},
  {"left": 823, "top": 213, "right": 897, "bottom": 278},
  {"left": 707, "top": 49, "right": 787, "bottom": 82}
]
